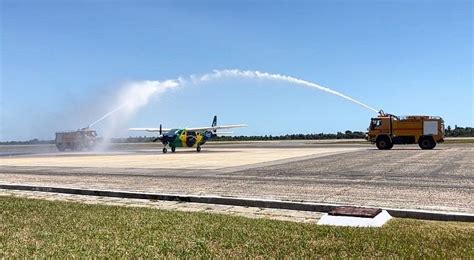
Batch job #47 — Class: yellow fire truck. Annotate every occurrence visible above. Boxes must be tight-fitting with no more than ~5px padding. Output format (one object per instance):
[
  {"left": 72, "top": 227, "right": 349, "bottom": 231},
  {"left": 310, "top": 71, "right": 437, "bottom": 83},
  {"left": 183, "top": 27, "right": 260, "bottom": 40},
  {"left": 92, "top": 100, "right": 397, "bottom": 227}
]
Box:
[{"left": 367, "top": 111, "right": 444, "bottom": 150}]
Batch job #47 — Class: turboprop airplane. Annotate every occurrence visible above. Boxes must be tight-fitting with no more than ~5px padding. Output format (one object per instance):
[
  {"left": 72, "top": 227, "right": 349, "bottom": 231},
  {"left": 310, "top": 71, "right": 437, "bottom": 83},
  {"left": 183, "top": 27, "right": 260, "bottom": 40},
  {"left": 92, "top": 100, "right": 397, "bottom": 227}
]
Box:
[{"left": 129, "top": 116, "right": 246, "bottom": 153}]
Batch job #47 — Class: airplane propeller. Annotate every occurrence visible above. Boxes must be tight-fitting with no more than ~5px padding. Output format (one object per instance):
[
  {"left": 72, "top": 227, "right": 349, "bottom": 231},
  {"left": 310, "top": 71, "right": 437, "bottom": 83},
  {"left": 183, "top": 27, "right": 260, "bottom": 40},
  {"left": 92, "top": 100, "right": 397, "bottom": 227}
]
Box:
[
  {"left": 152, "top": 124, "right": 164, "bottom": 142},
  {"left": 153, "top": 124, "right": 169, "bottom": 145}
]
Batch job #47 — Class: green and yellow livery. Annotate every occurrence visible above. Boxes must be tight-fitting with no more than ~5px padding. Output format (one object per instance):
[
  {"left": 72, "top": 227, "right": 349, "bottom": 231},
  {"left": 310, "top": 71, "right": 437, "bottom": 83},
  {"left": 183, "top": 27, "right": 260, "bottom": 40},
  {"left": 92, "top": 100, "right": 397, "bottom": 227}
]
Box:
[{"left": 130, "top": 116, "right": 246, "bottom": 153}]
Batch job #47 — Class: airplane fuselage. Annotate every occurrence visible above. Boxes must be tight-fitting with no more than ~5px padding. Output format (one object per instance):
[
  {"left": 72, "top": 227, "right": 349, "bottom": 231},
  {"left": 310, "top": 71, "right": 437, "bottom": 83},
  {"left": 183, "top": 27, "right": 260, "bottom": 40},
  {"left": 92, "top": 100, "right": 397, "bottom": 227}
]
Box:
[{"left": 162, "top": 129, "right": 214, "bottom": 148}]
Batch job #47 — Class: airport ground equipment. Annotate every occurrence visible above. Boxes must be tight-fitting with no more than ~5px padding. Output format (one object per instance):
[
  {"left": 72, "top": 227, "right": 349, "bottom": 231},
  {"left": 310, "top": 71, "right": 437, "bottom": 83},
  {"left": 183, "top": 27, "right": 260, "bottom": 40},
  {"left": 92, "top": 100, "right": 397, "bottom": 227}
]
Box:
[
  {"left": 55, "top": 128, "right": 97, "bottom": 151},
  {"left": 367, "top": 110, "right": 444, "bottom": 150}
]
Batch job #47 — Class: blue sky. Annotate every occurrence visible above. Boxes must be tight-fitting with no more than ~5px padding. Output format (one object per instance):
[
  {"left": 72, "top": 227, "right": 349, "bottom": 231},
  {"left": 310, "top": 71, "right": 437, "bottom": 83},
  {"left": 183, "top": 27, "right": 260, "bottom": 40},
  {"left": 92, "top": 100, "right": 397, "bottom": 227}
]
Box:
[{"left": 1, "top": 0, "right": 472, "bottom": 141}]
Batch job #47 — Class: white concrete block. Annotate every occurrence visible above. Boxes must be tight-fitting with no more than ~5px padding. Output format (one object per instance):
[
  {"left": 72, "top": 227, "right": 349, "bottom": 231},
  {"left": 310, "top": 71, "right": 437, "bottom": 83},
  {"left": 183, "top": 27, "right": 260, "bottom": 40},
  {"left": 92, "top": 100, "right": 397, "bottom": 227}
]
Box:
[{"left": 317, "top": 210, "right": 392, "bottom": 227}]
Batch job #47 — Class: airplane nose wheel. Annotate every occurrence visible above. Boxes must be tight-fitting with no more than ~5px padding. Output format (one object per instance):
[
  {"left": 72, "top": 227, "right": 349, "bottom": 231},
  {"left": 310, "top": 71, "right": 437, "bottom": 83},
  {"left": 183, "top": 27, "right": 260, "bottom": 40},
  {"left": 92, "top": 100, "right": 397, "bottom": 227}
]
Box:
[
  {"left": 196, "top": 145, "right": 201, "bottom": 152},
  {"left": 162, "top": 147, "right": 167, "bottom": 153}
]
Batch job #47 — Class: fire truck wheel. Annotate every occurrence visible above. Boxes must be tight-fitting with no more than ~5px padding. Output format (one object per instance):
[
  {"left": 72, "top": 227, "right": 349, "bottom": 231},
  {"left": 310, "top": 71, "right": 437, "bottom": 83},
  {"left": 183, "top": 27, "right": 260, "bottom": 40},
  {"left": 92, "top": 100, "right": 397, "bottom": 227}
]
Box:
[
  {"left": 57, "top": 145, "right": 65, "bottom": 152},
  {"left": 376, "top": 136, "right": 392, "bottom": 150},
  {"left": 387, "top": 142, "right": 394, "bottom": 150},
  {"left": 419, "top": 137, "right": 435, "bottom": 150}
]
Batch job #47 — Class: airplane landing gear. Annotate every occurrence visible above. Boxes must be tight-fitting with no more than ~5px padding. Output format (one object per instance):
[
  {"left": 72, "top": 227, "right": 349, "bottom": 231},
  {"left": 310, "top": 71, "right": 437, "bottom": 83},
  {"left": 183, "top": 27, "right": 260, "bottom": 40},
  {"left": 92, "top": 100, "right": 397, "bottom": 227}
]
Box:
[
  {"left": 196, "top": 145, "right": 201, "bottom": 152},
  {"left": 162, "top": 147, "right": 167, "bottom": 153},
  {"left": 171, "top": 146, "right": 176, "bottom": 153}
]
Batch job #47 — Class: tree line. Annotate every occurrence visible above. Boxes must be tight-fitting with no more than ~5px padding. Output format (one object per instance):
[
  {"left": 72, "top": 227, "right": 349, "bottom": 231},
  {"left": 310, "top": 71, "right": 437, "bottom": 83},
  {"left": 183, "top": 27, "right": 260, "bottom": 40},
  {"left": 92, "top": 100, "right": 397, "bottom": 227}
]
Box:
[
  {"left": 212, "top": 130, "right": 367, "bottom": 141},
  {"left": 445, "top": 125, "right": 474, "bottom": 137},
  {"left": 1, "top": 126, "right": 472, "bottom": 144}
]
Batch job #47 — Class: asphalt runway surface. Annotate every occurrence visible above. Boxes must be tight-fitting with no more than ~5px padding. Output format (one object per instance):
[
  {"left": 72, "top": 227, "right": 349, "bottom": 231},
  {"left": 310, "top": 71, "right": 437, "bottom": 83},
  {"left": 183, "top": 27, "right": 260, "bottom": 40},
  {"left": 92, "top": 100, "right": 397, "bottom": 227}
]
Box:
[{"left": 1, "top": 141, "right": 472, "bottom": 213}]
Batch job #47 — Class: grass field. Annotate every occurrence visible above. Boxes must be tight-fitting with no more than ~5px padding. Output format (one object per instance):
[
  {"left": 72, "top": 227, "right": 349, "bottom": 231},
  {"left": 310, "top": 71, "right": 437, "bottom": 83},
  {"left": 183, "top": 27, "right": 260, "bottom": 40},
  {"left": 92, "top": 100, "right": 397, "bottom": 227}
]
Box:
[{"left": 1, "top": 196, "right": 473, "bottom": 258}]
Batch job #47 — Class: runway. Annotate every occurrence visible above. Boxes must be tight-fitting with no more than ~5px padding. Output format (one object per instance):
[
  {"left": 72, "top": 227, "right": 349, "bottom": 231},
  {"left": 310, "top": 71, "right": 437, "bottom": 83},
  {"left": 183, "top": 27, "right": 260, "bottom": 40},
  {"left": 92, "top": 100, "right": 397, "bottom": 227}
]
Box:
[{"left": 1, "top": 142, "right": 472, "bottom": 214}]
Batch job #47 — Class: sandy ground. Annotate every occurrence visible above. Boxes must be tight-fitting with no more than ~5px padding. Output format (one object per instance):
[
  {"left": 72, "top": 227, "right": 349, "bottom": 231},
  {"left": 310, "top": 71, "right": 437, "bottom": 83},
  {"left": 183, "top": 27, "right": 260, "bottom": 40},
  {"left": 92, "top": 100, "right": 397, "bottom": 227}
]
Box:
[{"left": 0, "top": 147, "right": 359, "bottom": 170}]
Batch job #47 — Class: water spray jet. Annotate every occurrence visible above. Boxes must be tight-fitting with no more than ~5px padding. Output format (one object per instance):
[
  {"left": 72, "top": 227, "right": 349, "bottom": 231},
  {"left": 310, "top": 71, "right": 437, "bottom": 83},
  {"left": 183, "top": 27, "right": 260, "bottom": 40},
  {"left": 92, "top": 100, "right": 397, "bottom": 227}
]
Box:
[
  {"left": 198, "top": 69, "right": 379, "bottom": 113},
  {"left": 88, "top": 69, "right": 379, "bottom": 138}
]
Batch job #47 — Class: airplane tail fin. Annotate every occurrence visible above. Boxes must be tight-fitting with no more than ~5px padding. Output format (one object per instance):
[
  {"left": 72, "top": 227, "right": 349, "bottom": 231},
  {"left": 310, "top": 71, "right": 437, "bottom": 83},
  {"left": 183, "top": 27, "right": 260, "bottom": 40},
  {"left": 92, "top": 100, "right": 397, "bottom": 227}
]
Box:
[{"left": 211, "top": 115, "right": 217, "bottom": 127}]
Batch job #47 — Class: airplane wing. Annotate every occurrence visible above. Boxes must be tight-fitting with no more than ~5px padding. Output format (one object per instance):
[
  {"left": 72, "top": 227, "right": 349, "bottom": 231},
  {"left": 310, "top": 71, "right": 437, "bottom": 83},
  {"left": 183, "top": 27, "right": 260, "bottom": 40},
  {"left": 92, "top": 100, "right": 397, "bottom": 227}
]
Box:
[
  {"left": 214, "top": 131, "right": 234, "bottom": 136},
  {"left": 214, "top": 131, "right": 234, "bottom": 134},
  {"left": 129, "top": 127, "right": 172, "bottom": 132},
  {"left": 185, "top": 124, "right": 246, "bottom": 132}
]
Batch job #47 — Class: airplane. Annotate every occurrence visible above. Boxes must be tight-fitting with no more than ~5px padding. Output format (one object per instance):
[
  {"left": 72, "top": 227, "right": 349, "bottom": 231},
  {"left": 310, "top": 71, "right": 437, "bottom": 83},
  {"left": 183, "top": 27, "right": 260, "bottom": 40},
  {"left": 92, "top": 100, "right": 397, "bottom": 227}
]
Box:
[{"left": 129, "top": 116, "right": 246, "bottom": 153}]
